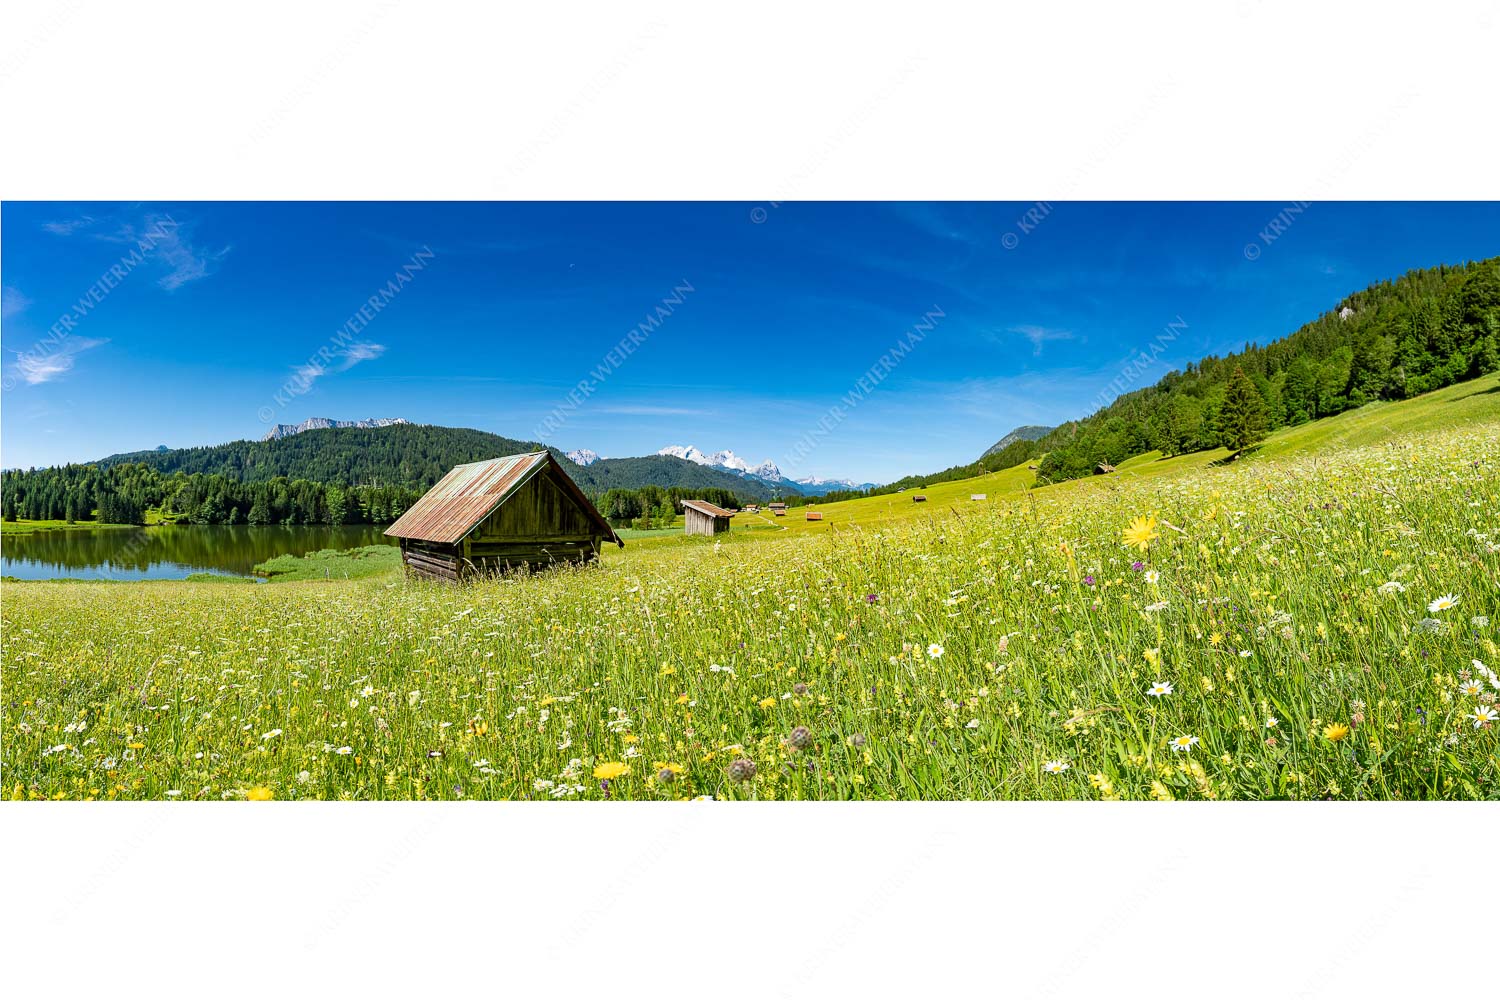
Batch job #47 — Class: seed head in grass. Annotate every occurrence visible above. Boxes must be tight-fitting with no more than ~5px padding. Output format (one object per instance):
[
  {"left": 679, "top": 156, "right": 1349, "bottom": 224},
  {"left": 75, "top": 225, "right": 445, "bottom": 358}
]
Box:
[
  {"left": 727, "top": 758, "right": 757, "bottom": 782},
  {"left": 788, "top": 726, "right": 812, "bottom": 750}
]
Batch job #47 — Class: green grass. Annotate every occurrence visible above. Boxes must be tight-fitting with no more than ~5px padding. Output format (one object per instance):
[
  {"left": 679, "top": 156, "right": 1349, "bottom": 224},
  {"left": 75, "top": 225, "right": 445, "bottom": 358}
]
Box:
[
  {"left": 0, "top": 519, "right": 139, "bottom": 535},
  {"left": 3, "top": 374, "right": 1498, "bottom": 801},
  {"left": 251, "top": 544, "right": 402, "bottom": 582},
  {"left": 614, "top": 522, "right": 684, "bottom": 539}
]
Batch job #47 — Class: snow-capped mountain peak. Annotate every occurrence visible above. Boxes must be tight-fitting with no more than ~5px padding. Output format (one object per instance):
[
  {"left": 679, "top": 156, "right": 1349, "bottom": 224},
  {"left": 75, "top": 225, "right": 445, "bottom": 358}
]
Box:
[
  {"left": 657, "top": 445, "right": 784, "bottom": 481},
  {"left": 793, "top": 475, "right": 875, "bottom": 490},
  {"left": 262, "top": 417, "right": 409, "bottom": 441},
  {"left": 565, "top": 448, "right": 602, "bottom": 466}
]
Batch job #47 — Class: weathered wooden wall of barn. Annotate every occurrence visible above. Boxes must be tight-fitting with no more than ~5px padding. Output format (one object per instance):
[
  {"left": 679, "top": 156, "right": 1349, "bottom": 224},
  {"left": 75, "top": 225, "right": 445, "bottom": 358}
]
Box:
[
  {"left": 463, "top": 468, "right": 604, "bottom": 571},
  {"left": 683, "top": 506, "right": 728, "bottom": 536}
]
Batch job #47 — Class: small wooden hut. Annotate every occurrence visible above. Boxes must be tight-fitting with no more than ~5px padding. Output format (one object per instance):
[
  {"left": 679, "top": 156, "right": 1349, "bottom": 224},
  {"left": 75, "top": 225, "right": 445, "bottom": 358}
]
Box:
[
  {"left": 912, "top": 494, "right": 927, "bottom": 503},
  {"left": 384, "top": 451, "right": 621, "bottom": 581},
  {"left": 682, "top": 499, "right": 733, "bottom": 536},
  {"left": 805, "top": 511, "right": 823, "bottom": 521},
  {"left": 1095, "top": 462, "right": 1116, "bottom": 475}
]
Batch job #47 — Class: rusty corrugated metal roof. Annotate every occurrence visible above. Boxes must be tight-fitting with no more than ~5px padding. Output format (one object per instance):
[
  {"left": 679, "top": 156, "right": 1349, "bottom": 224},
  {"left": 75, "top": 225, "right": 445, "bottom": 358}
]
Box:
[
  {"left": 384, "top": 452, "right": 621, "bottom": 547},
  {"left": 682, "top": 499, "right": 734, "bottom": 518}
]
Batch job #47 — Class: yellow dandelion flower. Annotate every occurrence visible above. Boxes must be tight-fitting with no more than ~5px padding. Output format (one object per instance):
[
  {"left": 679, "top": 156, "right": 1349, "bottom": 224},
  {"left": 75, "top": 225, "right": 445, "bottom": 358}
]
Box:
[
  {"left": 1322, "top": 722, "right": 1350, "bottom": 743},
  {"left": 592, "top": 761, "right": 631, "bottom": 780},
  {"left": 245, "top": 786, "right": 274, "bottom": 801},
  {"left": 757, "top": 696, "right": 777, "bottom": 710},
  {"left": 1122, "top": 515, "right": 1159, "bottom": 552}
]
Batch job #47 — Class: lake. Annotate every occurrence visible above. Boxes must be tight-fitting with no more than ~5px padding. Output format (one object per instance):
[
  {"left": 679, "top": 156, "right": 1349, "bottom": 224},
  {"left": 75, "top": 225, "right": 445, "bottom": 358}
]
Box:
[{"left": 1, "top": 524, "right": 395, "bottom": 581}]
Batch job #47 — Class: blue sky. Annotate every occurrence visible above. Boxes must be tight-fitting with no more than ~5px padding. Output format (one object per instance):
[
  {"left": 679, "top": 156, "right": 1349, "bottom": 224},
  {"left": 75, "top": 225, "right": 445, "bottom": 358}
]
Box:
[{"left": 3, "top": 201, "right": 1498, "bottom": 483}]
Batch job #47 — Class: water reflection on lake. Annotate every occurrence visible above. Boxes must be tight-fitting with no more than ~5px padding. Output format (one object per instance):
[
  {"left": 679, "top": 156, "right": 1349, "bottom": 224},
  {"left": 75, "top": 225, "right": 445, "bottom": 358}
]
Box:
[{"left": 1, "top": 524, "right": 395, "bottom": 581}]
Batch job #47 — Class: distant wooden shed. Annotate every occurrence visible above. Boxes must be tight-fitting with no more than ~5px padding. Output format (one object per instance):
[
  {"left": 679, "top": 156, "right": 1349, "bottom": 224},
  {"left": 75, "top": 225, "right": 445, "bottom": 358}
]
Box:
[
  {"left": 682, "top": 499, "right": 733, "bottom": 536},
  {"left": 912, "top": 494, "right": 927, "bottom": 503},
  {"left": 384, "top": 451, "right": 621, "bottom": 581},
  {"left": 1095, "top": 462, "right": 1116, "bottom": 475}
]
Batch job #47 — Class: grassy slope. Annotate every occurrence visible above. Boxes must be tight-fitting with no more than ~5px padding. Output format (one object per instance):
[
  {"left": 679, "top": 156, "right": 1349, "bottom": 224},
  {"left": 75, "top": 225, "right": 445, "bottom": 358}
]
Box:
[
  {"left": 715, "top": 371, "right": 1500, "bottom": 541},
  {"left": 252, "top": 545, "right": 402, "bottom": 582},
  {"left": 4, "top": 373, "right": 1497, "bottom": 801}
]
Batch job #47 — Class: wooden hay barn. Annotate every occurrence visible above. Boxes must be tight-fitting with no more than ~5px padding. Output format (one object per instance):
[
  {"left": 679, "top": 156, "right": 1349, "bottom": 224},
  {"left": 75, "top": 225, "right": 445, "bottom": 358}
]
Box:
[
  {"left": 970, "top": 493, "right": 987, "bottom": 500},
  {"left": 912, "top": 494, "right": 927, "bottom": 503},
  {"left": 805, "top": 511, "right": 823, "bottom": 521},
  {"left": 1095, "top": 462, "right": 1117, "bottom": 475},
  {"left": 682, "top": 499, "right": 733, "bottom": 536},
  {"left": 384, "top": 451, "right": 621, "bottom": 581}
]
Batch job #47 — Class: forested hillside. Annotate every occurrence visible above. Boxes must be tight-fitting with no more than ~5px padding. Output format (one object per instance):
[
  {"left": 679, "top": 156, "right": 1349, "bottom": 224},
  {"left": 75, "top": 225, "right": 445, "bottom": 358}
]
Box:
[
  {"left": 92, "top": 423, "right": 776, "bottom": 498},
  {"left": 1025, "top": 257, "right": 1499, "bottom": 482},
  {"left": 1, "top": 463, "right": 422, "bottom": 526},
  {"left": 3, "top": 423, "right": 771, "bottom": 526}
]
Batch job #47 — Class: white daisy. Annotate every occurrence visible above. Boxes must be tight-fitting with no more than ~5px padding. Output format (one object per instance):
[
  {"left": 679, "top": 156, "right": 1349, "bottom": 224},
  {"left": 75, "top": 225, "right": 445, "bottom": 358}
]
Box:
[
  {"left": 1170, "top": 735, "right": 1199, "bottom": 752},
  {"left": 1427, "top": 594, "right": 1459, "bottom": 613},
  {"left": 1144, "top": 569, "right": 1161, "bottom": 584},
  {"left": 1470, "top": 706, "right": 1499, "bottom": 729},
  {"left": 1042, "top": 760, "right": 1070, "bottom": 774},
  {"left": 1147, "top": 681, "right": 1174, "bottom": 697},
  {"left": 1459, "top": 679, "right": 1485, "bottom": 697},
  {"left": 1265, "top": 716, "right": 1278, "bottom": 728},
  {"left": 927, "top": 643, "right": 945, "bottom": 659}
]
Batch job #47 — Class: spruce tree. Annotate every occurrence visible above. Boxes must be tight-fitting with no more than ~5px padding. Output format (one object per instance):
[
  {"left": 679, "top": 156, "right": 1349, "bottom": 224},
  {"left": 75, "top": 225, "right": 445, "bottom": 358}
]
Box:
[{"left": 1217, "top": 365, "right": 1269, "bottom": 454}]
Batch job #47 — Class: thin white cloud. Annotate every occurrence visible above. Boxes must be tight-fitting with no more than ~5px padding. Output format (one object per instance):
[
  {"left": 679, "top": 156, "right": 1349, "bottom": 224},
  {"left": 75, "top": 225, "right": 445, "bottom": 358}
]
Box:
[
  {"left": 1, "top": 285, "right": 31, "bottom": 319},
  {"left": 12, "top": 337, "right": 108, "bottom": 385},
  {"left": 339, "top": 342, "right": 385, "bottom": 366},
  {"left": 597, "top": 404, "right": 714, "bottom": 417},
  {"left": 41, "top": 216, "right": 96, "bottom": 236},
  {"left": 1007, "top": 324, "right": 1075, "bottom": 356},
  {"left": 116, "top": 215, "right": 231, "bottom": 291},
  {"left": 47, "top": 210, "right": 231, "bottom": 291},
  {"left": 291, "top": 342, "right": 386, "bottom": 390}
]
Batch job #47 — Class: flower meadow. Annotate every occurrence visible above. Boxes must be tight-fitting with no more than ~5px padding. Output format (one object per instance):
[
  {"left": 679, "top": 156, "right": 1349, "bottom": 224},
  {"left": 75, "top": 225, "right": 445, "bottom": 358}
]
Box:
[{"left": 4, "top": 424, "right": 1498, "bottom": 801}]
